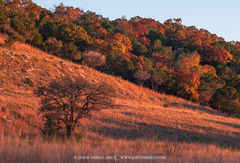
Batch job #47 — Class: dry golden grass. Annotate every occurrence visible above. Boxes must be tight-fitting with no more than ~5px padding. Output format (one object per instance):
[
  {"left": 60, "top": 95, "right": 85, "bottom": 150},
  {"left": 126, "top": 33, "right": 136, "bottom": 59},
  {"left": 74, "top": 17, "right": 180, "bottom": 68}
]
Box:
[
  {"left": 0, "top": 136, "right": 240, "bottom": 163},
  {"left": 0, "top": 35, "right": 240, "bottom": 162}
]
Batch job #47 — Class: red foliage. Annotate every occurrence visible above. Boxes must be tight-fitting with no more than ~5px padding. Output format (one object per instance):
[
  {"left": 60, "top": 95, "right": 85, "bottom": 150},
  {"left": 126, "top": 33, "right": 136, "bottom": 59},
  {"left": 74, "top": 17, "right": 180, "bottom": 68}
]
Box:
[
  {"left": 188, "top": 34, "right": 202, "bottom": 46},
  {"left": 138, "top": 18, "right": 165, "bottom": 34},
  {"left": 89, "top": 22, "right": 108, "bottom": 39},
  {"left": 200, "top": 45, "right": 232, "bottom": 65},
  {"left": 131, "top": 21, "right": 149, "bottom": 37},
  {"left": 55, "top": 3, "right": 83, "bottom": 22},
  {"left": 139, "top": 36, "right": 150, "bottom": 46},
  {"left": 131, "top": 20, "right": 150, "bottom": 46},
  {"left": 151, "top": 53, "right": 171, "bottom": 61},
  {"left": 115, "top": 19, "right": 135, "bottom": 37},
  {"left": 166, "top": 29, "right": 186, "bottom": 41},
  {"left": 116, "top": 18, "right": 152, "bottom": 46},
  {"left": 151, "top": 53, "right": 173, "bottom": 70},
  {"left": 175, "top": 71, "right": 200, "bottom": 101}
]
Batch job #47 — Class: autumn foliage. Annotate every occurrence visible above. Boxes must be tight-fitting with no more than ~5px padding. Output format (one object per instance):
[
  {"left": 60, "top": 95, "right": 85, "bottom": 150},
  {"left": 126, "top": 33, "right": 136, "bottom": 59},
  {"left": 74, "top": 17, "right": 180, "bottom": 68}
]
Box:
[{"left": 1, "top": 0, "right": 240, "bottom": 117}]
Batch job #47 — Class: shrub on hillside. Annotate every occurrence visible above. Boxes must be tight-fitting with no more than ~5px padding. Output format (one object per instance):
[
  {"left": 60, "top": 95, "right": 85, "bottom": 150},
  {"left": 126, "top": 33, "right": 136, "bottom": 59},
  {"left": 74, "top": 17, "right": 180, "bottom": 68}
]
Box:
[
  {"left": 45, "top": 37, "right": 63, "bottom": 55},
  {"left": 133, "top": 69, "right": 150, "bottom": 86},
  {"left": 82, "top": 51, "right": 106, "bottom": 68},
  {"left": 150, "top": 69, "right": 167, "bottom": 91},
  {"left": 24, "top": 78, "right": 34, "bottom": 87},
  {"left": 209, "top": 86, "right": 240, "bottom": 117},
  {"left": 198, "top": 74, "right": 225, "bottom": 105}
]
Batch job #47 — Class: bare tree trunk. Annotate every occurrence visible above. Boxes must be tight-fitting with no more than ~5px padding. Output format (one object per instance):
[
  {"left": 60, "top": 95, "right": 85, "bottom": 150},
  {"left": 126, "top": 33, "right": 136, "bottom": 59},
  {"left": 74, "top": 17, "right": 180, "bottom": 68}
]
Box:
[
  {"left": 66, "top": 125, "right": 72, "bottom": 139},
  {"left": 151, "top": 79, "right": 155, "bottom": 91},
  {"left": 139, "top": 80, "right": 144, "bottom": 87}
]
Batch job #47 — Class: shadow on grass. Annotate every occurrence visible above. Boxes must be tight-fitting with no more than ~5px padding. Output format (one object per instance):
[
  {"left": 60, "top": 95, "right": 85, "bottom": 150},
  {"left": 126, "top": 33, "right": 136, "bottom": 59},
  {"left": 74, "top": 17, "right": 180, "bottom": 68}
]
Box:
[
  {"left": 169, "top": 102, "right": 224, "bottom": 116},
  {"left": 90, "top": 116, "right": 240, "bottom": 150},
  {"left": 204, "top": 119, "right": 240, "bottom": 130}
]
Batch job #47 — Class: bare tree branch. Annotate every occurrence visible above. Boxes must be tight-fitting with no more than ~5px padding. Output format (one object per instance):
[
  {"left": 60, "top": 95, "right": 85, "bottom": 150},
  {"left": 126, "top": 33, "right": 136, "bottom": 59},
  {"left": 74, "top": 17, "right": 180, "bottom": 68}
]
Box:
[{"left": 36, "top": 76, "right": 117, "bottom": 138}]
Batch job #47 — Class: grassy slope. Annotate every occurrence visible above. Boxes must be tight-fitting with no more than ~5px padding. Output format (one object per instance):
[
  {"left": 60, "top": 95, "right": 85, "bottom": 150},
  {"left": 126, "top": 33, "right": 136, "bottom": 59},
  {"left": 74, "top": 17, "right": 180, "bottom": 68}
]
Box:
[{"left": 0, "top": 35, "right": 240, "bottom": 162}]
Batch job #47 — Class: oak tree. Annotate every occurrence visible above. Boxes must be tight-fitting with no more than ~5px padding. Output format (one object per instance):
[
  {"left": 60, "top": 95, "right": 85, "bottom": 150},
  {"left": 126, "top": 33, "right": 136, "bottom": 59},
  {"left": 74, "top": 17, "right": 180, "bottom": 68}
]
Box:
[{"left": 36, "top": 77, "right": 116, "bottom": 138}]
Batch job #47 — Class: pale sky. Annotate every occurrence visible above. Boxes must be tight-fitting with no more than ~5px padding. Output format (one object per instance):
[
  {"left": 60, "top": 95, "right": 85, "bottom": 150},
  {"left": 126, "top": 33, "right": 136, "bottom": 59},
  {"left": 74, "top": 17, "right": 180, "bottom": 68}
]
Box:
[{"left": 32, "top": 0, "right": 240, "bottom": 41}]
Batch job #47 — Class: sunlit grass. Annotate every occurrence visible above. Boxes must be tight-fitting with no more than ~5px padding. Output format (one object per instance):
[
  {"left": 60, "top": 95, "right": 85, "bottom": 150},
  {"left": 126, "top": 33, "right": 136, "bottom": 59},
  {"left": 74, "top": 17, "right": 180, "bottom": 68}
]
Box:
[{"left": 0, "top": 34, "right": 240, "bottom": 162}]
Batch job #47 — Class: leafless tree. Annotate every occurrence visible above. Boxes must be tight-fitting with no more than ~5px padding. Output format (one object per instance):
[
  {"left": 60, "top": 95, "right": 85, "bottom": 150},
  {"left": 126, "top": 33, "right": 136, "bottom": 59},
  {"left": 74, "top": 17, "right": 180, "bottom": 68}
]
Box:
[
  {"left": 150, "top": 73, "right": 164, "bottom": 91},
  {"left": 36, "top": 76, "right": 116, "bottom": 138},
  {"left": 133, "top": 70, "right": 150, "bottom": 86},
  {"left": 82, "top": 51, "right": 106, "bottom": 68}
]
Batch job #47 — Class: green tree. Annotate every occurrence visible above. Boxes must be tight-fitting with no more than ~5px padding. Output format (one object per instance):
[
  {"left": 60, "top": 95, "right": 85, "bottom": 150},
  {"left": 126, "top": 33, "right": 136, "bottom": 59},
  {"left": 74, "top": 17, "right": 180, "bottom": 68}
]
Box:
[
  {"left": 61, "top": 44, "right": 82, "bottom": 60},
  {"left": 131, "top": 38, "right": 148, "bottom": 56},
  {"left": 198, "top": 74, "right": 225, "bottom": 105},
  {"left": 216, "top": 65, "right": 237, "bottom": 84},
  {"left": 210, "top": 86, "right": 240, "bottom": 117},
  {"left": 0, "top": 1, "right": 8, "bottom": 25},
  {"left": 56, "top": 23, "right": 91, "bottom": 51},
  {"left": 152, "top": 39, "right": 162, "bottom": 51}
]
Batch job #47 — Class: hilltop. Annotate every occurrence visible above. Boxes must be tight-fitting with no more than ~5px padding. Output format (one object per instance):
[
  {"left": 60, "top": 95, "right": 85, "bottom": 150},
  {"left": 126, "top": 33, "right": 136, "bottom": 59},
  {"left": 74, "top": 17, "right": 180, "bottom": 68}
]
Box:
[{"left": 0, "top": 35, "right": 240, "bottom": 162}]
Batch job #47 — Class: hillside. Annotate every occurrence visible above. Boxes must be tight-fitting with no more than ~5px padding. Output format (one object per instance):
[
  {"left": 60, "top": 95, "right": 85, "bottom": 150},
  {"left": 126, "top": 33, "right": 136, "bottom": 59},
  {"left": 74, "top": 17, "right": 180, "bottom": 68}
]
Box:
[
  {"left": 0, "top": 35, "right": 240, "bottom": 162},
  {"left": 1, "top": 0, "right": 240, "bottom": 118}
]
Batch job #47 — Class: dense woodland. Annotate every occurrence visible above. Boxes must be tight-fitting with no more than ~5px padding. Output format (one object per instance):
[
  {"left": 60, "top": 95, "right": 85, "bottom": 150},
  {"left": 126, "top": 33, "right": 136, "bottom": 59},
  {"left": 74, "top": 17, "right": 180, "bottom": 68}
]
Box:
[{"left": 1, "top": 0, "right": 240, "bottom": 117}]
